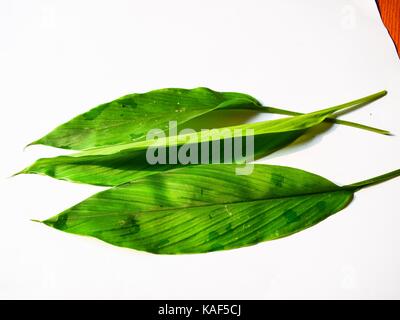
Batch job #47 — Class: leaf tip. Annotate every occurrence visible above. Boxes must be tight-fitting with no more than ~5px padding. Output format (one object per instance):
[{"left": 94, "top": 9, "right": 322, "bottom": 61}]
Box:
[
  {"left": 10, "top": 171, "right": 23, "bottom": 178},
  {"left": 375, "top": 129, "right": 394, "bottom": 136},
  {"left": 30, "top": 219, "right": 43, "bottom": 223},
  {"left": 10, "top": 166, "right": 30, "bottom": 178},
  {"left": 24, "top": 140, "right": 41, "bottom": 150}
]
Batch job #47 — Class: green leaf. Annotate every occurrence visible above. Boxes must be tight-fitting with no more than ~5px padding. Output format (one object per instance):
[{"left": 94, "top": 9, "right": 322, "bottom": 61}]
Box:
[
  {"left": 29, "top": 88, "right": 389, "bottom": 150},
  {"left": 37, "top": 90, "right": 392, "bottom": 157},
  {"left": 28, "top": 87, "right": 263, "bottom": 150},
  {"left": 19, "top": 131, "right": 302, "bottom": 186},
  {"left": 20, "top": 93, "right": 386, "bottom": 186},
  {"left": 38, "top": 165, "right": 400, "bottom": 254}
]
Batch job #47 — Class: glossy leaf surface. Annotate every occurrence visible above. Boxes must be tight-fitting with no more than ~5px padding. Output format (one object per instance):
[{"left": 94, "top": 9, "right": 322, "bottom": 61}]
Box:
[
  {"left": 29, "top": 88, "right": 262, "bottom": 150},
  {"left": 40, "top": 165, "right": 400, "bottom": 254},
  {"left": 30, "top": 88, "right": 388, "bottom": 151}
]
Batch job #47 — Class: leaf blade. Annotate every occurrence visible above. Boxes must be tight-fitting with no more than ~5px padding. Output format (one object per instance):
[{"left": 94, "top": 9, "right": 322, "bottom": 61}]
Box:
[
  {"left": 29, "top": 87, "right": 262, "bottom": 150},
  {"left": 29, "top": 88, "right": 389, "bottom": 151},
  {"left": 20, "top": 131, "right": 305, "bottom": 186},
  {"left": 41, "top": 164, "right": 356, "bottom": 254}
]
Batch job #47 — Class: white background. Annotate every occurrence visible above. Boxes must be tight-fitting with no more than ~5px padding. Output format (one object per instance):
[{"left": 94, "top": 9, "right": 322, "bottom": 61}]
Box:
[{"left": 1, "top": 0, "right": 399, "bottom": 299}]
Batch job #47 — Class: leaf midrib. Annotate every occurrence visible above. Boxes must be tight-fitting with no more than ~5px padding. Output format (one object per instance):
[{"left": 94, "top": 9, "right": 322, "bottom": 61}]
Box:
[{"left": 67, "top": 185, "right": 349, "bottom": 220}]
